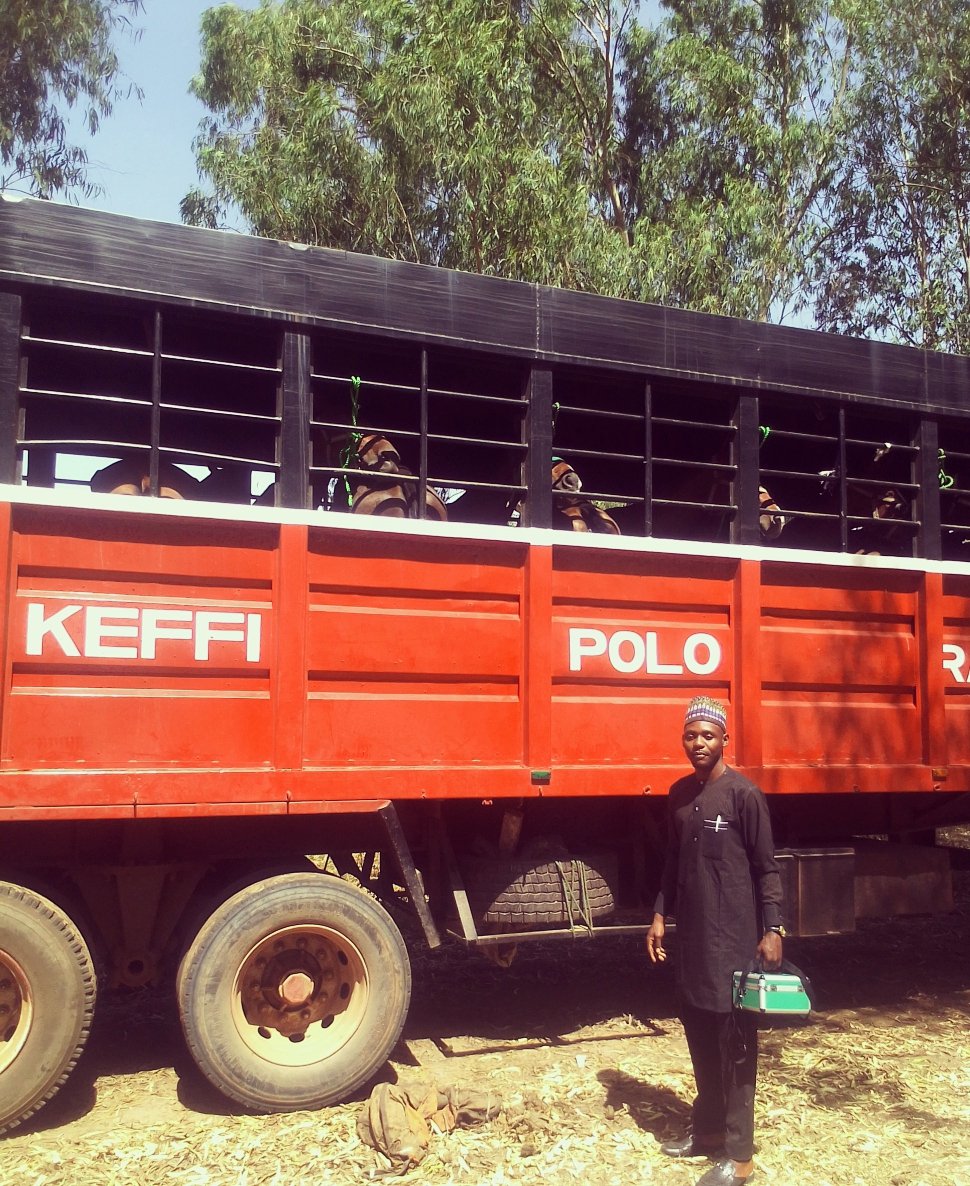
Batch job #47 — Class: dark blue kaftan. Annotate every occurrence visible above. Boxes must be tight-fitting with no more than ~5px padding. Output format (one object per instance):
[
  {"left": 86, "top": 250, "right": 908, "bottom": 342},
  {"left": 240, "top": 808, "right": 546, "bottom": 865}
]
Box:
[{"left": 653, "top": 767, "right": 785, "bottom": 1012}]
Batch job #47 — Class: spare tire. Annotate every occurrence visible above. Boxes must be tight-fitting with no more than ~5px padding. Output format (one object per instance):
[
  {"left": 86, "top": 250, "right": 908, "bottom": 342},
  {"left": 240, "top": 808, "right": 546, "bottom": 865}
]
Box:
[{"left": 463, "top": 851, "right": 618, "bottom": 928}]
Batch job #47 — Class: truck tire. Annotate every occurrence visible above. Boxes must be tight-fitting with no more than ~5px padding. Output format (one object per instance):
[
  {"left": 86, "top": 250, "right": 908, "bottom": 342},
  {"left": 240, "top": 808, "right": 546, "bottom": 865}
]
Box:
[
  {"left": 464, "top": 851, "right": 618, "bottom": 927},
  {"left": 177, "top": 872, "right": 411, "bottom": 1112},
  {"left": 175, "top": 857, "right": 319, "bottom": 969},
  {"left": 0, "top": 882, "right": 97, "bottom": 1134}
]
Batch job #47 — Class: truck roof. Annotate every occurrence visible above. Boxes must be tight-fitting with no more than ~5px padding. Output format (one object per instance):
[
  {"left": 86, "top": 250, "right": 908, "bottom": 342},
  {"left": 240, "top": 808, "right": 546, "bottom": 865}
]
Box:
[{"left": 2, "top": 194, "right": 967, "bottom": 417}]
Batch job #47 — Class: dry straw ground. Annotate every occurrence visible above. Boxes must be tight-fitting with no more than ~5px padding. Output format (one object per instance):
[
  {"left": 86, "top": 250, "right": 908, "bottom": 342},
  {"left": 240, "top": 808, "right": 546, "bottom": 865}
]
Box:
[{"left": 5, "top": 853, "right": 969, "bottom": 1186}]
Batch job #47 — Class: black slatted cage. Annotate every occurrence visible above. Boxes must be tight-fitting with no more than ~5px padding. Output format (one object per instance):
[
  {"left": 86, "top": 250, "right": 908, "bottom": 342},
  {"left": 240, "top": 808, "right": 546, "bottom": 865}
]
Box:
[{"left": 1, "top": 200, "right": 970, "bottom": 561}]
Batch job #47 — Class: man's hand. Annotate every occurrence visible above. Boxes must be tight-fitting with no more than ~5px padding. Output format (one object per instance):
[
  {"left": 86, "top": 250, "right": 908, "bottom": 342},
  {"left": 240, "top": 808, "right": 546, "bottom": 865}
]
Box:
[
  {"left": 757, "top": 930, "right": 783, "bottom": 970},
  {"left": 646, "top": 913, "right": 666, "bottom": 963}
]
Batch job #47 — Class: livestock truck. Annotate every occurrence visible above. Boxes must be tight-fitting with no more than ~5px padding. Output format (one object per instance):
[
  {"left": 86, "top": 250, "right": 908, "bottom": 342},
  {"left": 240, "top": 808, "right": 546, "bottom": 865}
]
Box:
[{"left": 0, "top": 195, "right": 967, "bottom": 1132}]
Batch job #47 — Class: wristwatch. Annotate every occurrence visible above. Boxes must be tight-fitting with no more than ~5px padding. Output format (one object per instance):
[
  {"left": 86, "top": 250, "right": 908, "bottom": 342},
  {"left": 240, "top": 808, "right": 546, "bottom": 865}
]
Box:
[{"left": 767, "top": 924, "right": 788, "bottom": 938}]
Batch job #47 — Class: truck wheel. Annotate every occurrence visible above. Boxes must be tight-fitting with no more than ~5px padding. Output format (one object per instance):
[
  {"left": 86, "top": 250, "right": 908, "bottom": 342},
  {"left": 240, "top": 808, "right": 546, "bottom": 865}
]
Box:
[
  {"left": 0, "top": 883, "right": 97, "bottom": 1134},
  {"left": 177, "top": 872, "right": 411, "bottom": 1112},
  {"left": 464, "top": 851, "right": 618, "bottom": 927}
]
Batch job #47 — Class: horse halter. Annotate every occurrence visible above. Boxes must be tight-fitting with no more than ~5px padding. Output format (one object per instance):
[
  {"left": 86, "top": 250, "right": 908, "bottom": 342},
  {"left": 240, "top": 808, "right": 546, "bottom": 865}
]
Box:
[
  {"left": 355, "top": 434, "right": 402, "bottom": 474},
  {"left": 552, "top": 460, "right": 583, "bottom": 497}
]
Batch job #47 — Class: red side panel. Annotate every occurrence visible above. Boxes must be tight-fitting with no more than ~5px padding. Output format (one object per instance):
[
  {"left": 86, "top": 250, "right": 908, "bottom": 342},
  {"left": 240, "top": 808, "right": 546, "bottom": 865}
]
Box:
[
  {"left": 2, "top": 508, "right": 276, "bottom": 775},
  {"left": 302, "top": 531, "right": 526, "bottom": 768},
  {"left": 0, "top": 500, "right": 967, "bottom": 818},
  {"left": 549, "top": 548, "right": 735, "bottom": 781},
  {"left": 759, "top": 564, "right": 922, "bottom": 766}
]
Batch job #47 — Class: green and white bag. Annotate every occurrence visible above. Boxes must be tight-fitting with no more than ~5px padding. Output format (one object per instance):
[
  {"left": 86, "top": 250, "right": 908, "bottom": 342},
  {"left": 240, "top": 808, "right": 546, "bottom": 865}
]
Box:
[{"left": 732, "top": 960, "right": 813, "bottom": 1018}]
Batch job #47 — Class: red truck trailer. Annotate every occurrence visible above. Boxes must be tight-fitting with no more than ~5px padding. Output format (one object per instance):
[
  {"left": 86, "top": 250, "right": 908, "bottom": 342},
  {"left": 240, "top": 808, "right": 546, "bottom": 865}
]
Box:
[{"left": 0, "top": 195, "right": 968, "bottom": 1132}]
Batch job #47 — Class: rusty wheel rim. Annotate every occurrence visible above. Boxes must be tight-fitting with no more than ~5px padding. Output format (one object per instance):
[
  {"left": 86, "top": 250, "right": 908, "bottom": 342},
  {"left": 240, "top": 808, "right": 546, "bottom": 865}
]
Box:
[
  {"left": 231, "top": 924, "right": 369, "bottom": 1068},
  {"left": 0, "top": 949, "right": 31, "bottom": 1075}
]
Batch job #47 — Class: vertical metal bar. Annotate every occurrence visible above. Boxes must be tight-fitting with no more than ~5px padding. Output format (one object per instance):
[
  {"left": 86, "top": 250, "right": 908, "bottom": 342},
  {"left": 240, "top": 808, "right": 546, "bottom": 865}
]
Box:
[
  {"left": 734, "top": 393, "right": 761, "bottom": 546},
  {"left": 432, "top": 808, "right": 480, "bottom": 942},
  {"left": 280, "top": 331, "right": 312, "bottom": 509},
  {"left": 418, "top": 347, "right": 429, "bottom": 520},
  {"left": 524, "top": 542, "right": 553, "bottom": 772},
  {"left": 0, "top": 501, "right": 13, "bottom": 738},
  {"left": 838, "top": 406, "right": 848, "bottom": 552},
  {"left": 0, "top": 292, "right": 22, "bottom": 485},
  {"left": 27, "top": 450, "right": 55, "bottom": 488},
  {"left": 378, "top": 803, "right": 442, "bottom": 948},
  {"left": 643, "top": 381, "right": 653, "bottom": 537},
  {"left": 917, "top": 417, "right": 942, "bottom": 560},
  {"left": 918, "top": 571, "right": 947, "bottom": 769},
  {"left": 525, "top": 365, "right": 553, "bottom": 528},
  {"left": 149, "top": 309, "right": 162, "bottom": 496},
  {"left": 733, "top": 559, "right": 764, "bottom": 770},
  {"left": 14, "top": 296, "right": 52, "bottom": 489},
  {"left": 273, "top": 522, "right": 309, "bottom": 770}
]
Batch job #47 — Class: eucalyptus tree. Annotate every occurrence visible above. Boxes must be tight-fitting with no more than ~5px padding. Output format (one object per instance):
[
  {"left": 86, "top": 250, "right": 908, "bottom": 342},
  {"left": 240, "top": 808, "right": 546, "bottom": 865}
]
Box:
[
  {"left": 183, "top": 1, "right": 853, "bottom": 324},
  {"left": 625, "top": 0, "right": 856, "bottom": 321},
  {"left": 183, "top": 0, "right": 636, "bottom": 293},
  {"left": 814, "top": 0, "right": 970, "bottom": 351},
  {"left": 0, "top": 0, "right": 143, "bottom": 198}
]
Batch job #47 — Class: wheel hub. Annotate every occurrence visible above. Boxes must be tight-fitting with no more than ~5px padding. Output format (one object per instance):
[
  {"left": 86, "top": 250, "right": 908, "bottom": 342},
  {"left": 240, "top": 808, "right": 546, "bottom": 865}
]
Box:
[
  {"left": 0, "top": 968, "right": 23, "bottom": 1036},
  {"left": 238, "top": 934, "right": 348, "bottom": 1037},
  {"left": 0, "top": 950, "right": 30, "bottom": 1073},
  {"left": 279, "top": 971, "right": 314, "bottom": 1006}
]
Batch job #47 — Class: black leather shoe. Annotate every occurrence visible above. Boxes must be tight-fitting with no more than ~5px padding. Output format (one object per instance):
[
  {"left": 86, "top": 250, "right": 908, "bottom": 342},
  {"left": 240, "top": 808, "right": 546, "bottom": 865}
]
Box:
[
  {"left": 695, "top": 1159, "right": 755, "bottom": 1186},
  {"left": 659, "top": 1133, "right": 725, "bottom": 1158}
]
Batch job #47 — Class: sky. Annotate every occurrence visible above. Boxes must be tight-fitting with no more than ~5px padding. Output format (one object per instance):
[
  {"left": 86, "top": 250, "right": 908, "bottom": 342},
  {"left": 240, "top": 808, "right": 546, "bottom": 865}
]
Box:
[
  {"left": 67, "top": 1, "right": 257, "bottom": 227},
  {"left": 49, "top": 2, "right": 262, "bottom": 488}
]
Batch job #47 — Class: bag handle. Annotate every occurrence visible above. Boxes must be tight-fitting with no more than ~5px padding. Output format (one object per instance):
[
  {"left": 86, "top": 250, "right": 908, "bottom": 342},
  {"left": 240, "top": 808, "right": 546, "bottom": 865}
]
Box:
[
  {"left": 733, "top": 957, "right": 816, "bottom": 1011},
  {"left": 734, "top": 959, "right": 764, "bottom": 1009}
]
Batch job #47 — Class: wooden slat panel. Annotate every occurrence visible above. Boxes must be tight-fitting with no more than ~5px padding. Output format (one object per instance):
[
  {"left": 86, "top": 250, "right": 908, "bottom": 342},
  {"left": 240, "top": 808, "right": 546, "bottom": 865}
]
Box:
[{"left": 5, "top": 198, "right": 970, "bottom": 415}]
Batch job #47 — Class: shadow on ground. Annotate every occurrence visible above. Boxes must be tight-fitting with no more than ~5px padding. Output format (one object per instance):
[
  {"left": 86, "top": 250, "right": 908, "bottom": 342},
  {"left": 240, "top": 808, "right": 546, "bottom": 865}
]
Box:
[{"left": 7, "top": 872, "right": 968, "bottom": 1140}]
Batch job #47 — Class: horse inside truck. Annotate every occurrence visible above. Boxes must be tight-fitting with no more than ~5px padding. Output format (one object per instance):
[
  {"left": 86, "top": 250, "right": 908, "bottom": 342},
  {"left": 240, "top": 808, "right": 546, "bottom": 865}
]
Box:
[{"left": 1, "top": 194, "right": 969, "bottom": 1133}]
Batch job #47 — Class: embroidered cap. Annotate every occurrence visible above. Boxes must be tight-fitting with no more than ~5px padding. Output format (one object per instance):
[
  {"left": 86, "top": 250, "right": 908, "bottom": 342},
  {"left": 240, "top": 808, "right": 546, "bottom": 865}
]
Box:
[{"left": 684, "top": 695, "right": 727, "bottom": 732}]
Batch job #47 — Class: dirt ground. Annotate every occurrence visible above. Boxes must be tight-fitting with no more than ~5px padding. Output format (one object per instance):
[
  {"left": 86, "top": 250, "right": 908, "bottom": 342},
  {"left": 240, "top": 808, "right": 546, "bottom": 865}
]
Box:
[{"left": 4, "top": 868, "right": 970, "bottom": 1186}]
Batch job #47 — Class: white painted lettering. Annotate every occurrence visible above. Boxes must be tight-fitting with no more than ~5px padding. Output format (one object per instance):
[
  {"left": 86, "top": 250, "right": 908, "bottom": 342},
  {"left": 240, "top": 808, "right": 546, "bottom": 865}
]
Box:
[
  {"left": 568, "top": 625, "right": 716, "bottom": 677},
  {"left": 645, "top": 631, "right": 684, "bottom": 675},
  {"left": 194, "top": 611, "right": 247, "bottom": 661},
  {"left": 25, "top": 602, "right": 263, "bottom": 664},
  {"left": 684, "top": 633, "right": 721, "bottom": 676},
  {"left": 140, "top": 609, "right": 194, "bottom": 659},
  {"left": 569, "top": 628, "right": 607, "bottom": 672},
  {"left": 25, "top": 603, "right": 82, "bottom": 657},
  {"left": 943, "top": 643, "right": 966, "bottom": 683},
  {"left": 608, "top": 630, "right": 646, "bottom": 674},
  {"left": 84, "top": 606, "right": 139, "bottom": 658},
  {"left": 246, "top": 613, "right": 262, "bottom": 663}
]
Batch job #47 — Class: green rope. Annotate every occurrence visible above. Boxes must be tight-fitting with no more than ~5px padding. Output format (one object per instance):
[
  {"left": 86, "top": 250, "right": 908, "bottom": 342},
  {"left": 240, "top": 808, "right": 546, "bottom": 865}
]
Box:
[
  {"left": 340, "top": 375, "right": 363, "bottom": 504},
  {"left": 555, "top": 859, "right": 593, "bottom": 933},
  {"left": 939, "top": 448, "right": 955, "bottom": 490}
]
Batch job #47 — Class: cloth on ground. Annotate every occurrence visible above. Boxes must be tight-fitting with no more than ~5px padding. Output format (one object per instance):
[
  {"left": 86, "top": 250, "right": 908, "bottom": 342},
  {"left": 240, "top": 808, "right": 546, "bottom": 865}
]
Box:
[{"left": 357, "top": 1078, "right": 502, "bottom": 1174}]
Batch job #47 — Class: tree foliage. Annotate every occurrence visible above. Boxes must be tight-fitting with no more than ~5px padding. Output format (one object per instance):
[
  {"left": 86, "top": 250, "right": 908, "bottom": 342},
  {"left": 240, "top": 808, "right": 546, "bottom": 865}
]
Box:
[
  {"left": 0, "top": 0, "right": 143, "bottom": 199},
  {"left": 185, "top": 0, "right": 970, "bottom": 344},
  {"left": 627, "top": 1, "right": 855, "bottom": 320},
  {"left": 814, "top": 0, "right": 970, "bottom": 350},
  {"left": 185, "top": 0, "right": 635, "bottom": 292}
]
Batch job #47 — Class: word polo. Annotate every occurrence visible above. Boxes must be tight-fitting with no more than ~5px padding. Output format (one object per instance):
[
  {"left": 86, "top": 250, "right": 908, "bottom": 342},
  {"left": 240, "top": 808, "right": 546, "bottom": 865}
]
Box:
[{"left": 568, "top": 627, "right": 722, "bottom": 675}]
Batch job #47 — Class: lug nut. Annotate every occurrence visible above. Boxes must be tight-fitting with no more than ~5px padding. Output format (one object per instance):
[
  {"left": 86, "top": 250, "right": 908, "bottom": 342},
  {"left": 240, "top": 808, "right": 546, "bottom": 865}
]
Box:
[{"left": 279, "top": 971, "right": 314, "bottom": 1006}]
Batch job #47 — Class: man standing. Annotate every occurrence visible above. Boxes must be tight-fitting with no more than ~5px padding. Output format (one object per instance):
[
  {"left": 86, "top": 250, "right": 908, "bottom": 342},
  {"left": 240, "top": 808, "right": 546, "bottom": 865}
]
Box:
[{"left": 646, "top": 696, "right": 785, "bottom": 1186}]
